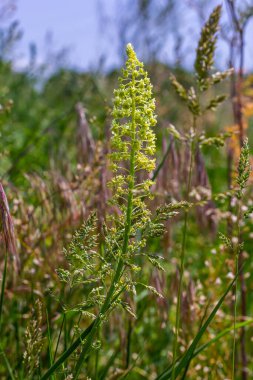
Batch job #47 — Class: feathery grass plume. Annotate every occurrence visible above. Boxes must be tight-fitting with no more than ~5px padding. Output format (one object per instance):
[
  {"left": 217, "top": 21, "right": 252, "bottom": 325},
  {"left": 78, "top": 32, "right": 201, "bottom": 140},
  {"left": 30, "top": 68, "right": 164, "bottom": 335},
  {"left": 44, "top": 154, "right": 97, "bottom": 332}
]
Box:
[
  {"left": 195, "top": 5, "right": 221, "bottom": 90},
  {"left": 236, "top": 137, "right": 250, "bottom": 199},
  {"left": 56, "top": 212, "right": 99, "bottom": 289},
  {"left": 23, "top": 300, "right": 44, "bottom": 379},
  {"left": 170, "top": 5, "right": 232, "bottom": 121}
]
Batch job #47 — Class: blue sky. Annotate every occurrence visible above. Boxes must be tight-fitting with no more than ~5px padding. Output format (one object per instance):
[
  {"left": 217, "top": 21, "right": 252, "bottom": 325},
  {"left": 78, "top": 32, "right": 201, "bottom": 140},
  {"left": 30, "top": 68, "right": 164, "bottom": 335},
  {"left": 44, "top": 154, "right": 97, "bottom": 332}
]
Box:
[
  {"left": 14, "top": 0, "right": 253, "bottom": 72},
  {"left": 15, "top": 0, "right": 108, "bottom": 70}
]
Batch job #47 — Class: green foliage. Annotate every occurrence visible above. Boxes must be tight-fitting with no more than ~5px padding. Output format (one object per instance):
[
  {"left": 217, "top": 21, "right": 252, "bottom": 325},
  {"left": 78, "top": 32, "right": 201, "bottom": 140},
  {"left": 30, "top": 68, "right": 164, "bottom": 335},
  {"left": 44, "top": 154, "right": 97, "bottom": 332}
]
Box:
[
  {"left": 57, "top": 213, "right": 99, "bottom": 289},
  {"left": 1, "top": 4, "right": 253, "bottom": 380},
  {"left": 53, "top": 45, "right": 164, "bottom": 367}
]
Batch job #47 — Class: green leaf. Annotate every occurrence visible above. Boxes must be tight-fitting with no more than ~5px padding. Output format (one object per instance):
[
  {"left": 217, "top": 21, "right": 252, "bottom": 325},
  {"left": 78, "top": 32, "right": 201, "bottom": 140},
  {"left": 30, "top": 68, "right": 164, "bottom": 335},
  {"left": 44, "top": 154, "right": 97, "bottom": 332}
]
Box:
[
  {"left": 157, "top": 318, "right": 253, "bottom": 380},
  {"left": 156, "top": 274, "right": 238, "bottom": 379}
]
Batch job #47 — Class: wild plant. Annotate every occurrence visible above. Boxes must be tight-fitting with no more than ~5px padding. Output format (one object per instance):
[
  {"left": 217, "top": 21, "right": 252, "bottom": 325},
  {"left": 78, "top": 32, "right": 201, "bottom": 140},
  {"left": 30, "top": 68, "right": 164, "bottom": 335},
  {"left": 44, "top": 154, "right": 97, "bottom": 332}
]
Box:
[
  {"left": 230, "top": 139, "right": 250, "bottom": 380},
  {"left": 1, "top": 5, "right": 253, "bottom": 379},
  {"left": 168, "top": 6, "right": 234, "bottom": 379},
  {"left": 41, "top": 43, "right": 187, "bottom": 379}
]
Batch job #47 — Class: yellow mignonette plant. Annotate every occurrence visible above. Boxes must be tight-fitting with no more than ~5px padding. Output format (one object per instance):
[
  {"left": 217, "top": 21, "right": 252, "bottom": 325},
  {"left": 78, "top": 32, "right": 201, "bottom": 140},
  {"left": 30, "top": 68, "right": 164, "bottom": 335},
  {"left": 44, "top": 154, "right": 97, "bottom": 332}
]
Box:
[{"left": 47, "top": 43, "right": 185, "bottom": 380}]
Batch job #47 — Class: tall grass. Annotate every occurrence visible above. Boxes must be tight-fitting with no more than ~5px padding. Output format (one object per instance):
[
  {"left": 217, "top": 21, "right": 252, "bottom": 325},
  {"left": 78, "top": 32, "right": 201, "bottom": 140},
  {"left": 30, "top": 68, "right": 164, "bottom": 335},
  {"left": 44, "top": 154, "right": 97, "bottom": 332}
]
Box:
[{"left": 0, "top": 4, "right": 252, "bottom": 380}]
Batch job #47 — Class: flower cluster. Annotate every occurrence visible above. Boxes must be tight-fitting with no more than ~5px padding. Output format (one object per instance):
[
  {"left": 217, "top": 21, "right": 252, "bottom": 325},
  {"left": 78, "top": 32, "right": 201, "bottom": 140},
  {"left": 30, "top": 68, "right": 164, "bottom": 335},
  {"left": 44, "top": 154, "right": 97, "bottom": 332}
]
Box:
[
  {"left": 56, "top": 45, "right": 160, "bottom": 318},
  {"left": 109, "top": 43, "right": 156, "bottom": 196}
]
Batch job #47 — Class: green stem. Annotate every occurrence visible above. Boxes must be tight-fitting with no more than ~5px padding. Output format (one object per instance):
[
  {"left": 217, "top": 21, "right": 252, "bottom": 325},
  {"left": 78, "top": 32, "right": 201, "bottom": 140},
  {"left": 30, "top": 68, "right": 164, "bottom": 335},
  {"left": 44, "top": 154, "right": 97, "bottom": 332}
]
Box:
[
  {"left": 0, "top": 348, "right": 16, "bottom": 380},
  {"left": 232, "top": 255, "right": 239, "bottom": 380},
  {"left": 156, "top": 317, "right": 252, "bottom": 379},
  {"left": 232, "top": 200, "right": 241, "bottom": 380},
  {"left": 53, "top": 314, "right": 65, "bottom": 362},
  {"left": 46, "top": 309, "right": 56, "bottom": 380},
  {"left": 41, "top": 320, "right": 96, "bottom": 380},
  {"left": 157, "top": 274, "right": 240, "bottom": 380},
  {"left": 94, "top": 325, "right": 100, "bottom": 379},
  {"left": 171, "top": 116, "right": 196, "bottom": 380},
  {"left": 126, "top": 319, "right": 132, "bottom": 369},
  {"left": 152, "top": 140, "right": 171, "bottom": 182}
]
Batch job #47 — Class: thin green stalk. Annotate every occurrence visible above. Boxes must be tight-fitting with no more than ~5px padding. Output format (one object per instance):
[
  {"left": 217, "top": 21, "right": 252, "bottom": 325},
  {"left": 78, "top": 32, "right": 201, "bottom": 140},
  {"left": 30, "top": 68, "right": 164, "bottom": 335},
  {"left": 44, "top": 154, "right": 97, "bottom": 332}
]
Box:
[
  {"left": 64, "top": 313, "right": 67, "bottom": 352},
  {"left": 152, "top": 140, "right": 171, "bottom": 181},
  {"left": 94, "top": 325, "right": 100, "bottom": 379},
  {"left": 0, "top": 348, "right": 16, "bottom": 380},
  {"left": 48, "top": 285, "right": 125, "bottom": 380},
  {"left": 46, "top": 309, "right": 56, "bottom": 380},
  {"left": 157, "top": 317, "right": 253, "bottom": 379},
  {"left": 232, "top": 201, "right": 241, "bottom": 380},
  {"left": 232, "top": 254, "right": 239, "bottom": 380},
  {"left": 157, "top": 273, "right": 239, "bottom": 380},
  {"left": 126, "top": 319, "right": 132, "bottom": 369},
  {"left": 53, "top": 314, "right": 65, "bottom": 362},
  {"left": 73, "top": 317, "right": 101, "bottom": 379},
  {"left": 171, "top": 117, "right": 196, "bottom": 380},
  {"left": 41, "top": 320, "right": 96, "bottom": 380}
]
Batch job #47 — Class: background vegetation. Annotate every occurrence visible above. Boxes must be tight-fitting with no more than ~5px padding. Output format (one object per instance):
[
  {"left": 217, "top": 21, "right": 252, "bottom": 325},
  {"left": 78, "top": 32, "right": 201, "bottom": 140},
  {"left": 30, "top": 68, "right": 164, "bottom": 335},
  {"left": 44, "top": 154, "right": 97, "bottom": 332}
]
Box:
[{"left": 0, "top": 1, "right": 253, "bottom": 379}]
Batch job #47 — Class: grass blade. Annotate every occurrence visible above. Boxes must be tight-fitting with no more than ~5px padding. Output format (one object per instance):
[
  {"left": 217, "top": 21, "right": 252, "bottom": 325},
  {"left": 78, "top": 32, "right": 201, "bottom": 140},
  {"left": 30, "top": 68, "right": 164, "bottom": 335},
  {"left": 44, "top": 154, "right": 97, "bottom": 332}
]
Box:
[
  {"left": 46, "top": 309, "right": 56, "bottom": 380},
  {"left": 194, "top": 318, "right": 253, "bottom": 357},
  {"left": 40, "top": 319, "right": 96, "bottom": 380},
  {"left": 159, "top": 319, "right": 253, "bottom": 379},
  {"left": 53, "top": 314, "right": 65, "bottom": 362},
  {"left": 0, "top": 348, "right": 16, "bottom": 380},
  {"left": 73, "top": 285, "right": 127, "bottom": 379},
  {"left": 156, "top": 274, "right": 238, "bottom": 379}
]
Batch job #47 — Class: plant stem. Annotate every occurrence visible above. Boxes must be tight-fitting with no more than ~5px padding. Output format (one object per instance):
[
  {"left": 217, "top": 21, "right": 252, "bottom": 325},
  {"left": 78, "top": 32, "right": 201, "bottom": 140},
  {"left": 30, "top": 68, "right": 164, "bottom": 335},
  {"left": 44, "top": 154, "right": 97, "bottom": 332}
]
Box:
[
  {"left": 53, "top": 314, "right": 65, "bottom": 362},
  {"left": 152, "top": 139, "right": 171, "bottom": 182},
  {"left": 0, "top": 348, "right": 16, "bottom": 380},
  {"left": 158, "top": 274, "right": 239, "bottom": 380},
  {"left": 232, "top": 253, "right": 239, "bottom": 380},
  {"left": 94, "top": 325, "right": 100, "bottom": 379},
  {"left": 232, "top": 200, "right": 242, "bottom": 380},
  {"left": 46, "top": 309, "right": 56, "bottom": 380},
  {"left": 126, "top": 319, "right": 132, "bottom": 369},
  {"left": 171, "top": 116, "right": 196, "bottom": 380}
]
